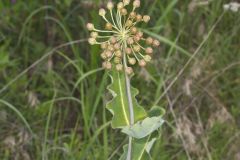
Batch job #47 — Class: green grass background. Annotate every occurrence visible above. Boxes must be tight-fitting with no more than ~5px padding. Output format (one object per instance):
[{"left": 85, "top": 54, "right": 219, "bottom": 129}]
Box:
[{"left": 0, "top": 0, "right": 239, "bottom": 159}]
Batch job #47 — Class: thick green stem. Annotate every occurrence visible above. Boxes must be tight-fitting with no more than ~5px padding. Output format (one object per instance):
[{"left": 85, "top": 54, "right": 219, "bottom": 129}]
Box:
[{"left": 123, "top": 42, "right": 134, "bottom": 160}]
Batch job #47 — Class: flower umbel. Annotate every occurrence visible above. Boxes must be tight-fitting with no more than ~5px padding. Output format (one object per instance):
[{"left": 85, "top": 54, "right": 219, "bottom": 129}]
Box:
[{"left": 87, "top": 0, "right": 160, "bottom": 74}]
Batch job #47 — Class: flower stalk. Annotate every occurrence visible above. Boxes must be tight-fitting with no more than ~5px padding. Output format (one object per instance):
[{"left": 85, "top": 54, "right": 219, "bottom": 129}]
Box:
[{"left": 123, "top": 41, "right": 134, "bottom": 160}]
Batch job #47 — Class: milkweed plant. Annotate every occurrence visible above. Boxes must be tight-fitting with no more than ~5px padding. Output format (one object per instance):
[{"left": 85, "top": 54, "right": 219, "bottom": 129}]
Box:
[{"left": 87, "top": 0, "right": 165, "bottom": 159}]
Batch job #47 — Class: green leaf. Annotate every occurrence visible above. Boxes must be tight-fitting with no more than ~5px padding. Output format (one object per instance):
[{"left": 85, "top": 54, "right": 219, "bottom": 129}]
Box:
[
  {"left": 145, "top": 138, "right": 157, "bottom": 154},
  {"left": 64, "top": 0, "right": 72, "bottom": 7},
  {"left": 0, "top": 40, "right": 10, "bottom": 70},
  {"left": 120, "top": 137, "right": 155, "bottom": 160},
  {"left": 148, "top": 106, "right": 165, "bottom": 118},
  {"left": 106, "top": 70, "right": 147, "bottom": 128},
  {"left": 122, "top": 116, "right": 164, "bottom": 139},
  {"left": 122, "top": 106, "right": 165, "bottom": 138},
  {"left": 0, "top": 51, "right": 9, "bottom": 67}
]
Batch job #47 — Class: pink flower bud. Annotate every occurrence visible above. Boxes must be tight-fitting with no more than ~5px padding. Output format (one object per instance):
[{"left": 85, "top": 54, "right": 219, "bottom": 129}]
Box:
[
  {"left": 145, "top": 47, "right": 153, "bottom": 54},
  {"left": 86, "top": 23, "right": 94, "bottom": 31},
  {"left": 143, "top": 15, "right": 150, "bottom": 23},
  {"left": 133, "top": 0, "right": 140, "bottom": 8},
  {"left": 116, "top": 64, "right": 123, "bottom": 71},
  {"left": 107, "top": 2, "right": 114, "bottom": 10},
  {"left": 139, "top": 59, "right": 146, "bottom": 67}
]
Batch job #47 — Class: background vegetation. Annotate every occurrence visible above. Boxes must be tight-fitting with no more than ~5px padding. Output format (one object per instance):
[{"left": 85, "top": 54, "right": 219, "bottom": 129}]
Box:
[{"left": 0, "top": 0, "right": 239, "bottom": 159}]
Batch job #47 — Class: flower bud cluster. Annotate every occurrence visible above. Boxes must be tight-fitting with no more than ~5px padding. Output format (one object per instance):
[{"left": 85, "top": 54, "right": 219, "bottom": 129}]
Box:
[{"left": 87, "top": 0, "right": 160, "bottom": 75}]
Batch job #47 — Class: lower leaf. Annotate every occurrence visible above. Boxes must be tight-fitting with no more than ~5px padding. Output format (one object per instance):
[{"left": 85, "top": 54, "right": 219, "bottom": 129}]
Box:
[
  {"left": 119, "top": 137, "right": 155, "bottom": 160},
  {"left": 122, "top": 106, "right": 165, "bottom": 139},
  {"left": 121, "top": 116, "right": 164, "bottom": 139}
]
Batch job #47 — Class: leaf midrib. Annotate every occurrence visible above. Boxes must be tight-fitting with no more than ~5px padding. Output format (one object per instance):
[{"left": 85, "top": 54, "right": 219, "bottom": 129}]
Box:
[{"left": 117, "top": 72, "right": 130, "bottom": 126}]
